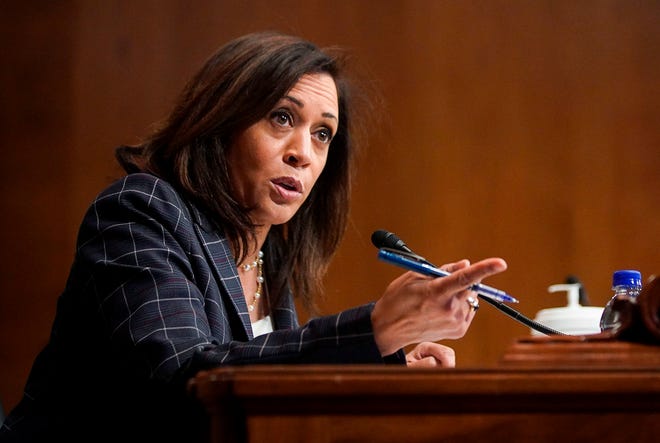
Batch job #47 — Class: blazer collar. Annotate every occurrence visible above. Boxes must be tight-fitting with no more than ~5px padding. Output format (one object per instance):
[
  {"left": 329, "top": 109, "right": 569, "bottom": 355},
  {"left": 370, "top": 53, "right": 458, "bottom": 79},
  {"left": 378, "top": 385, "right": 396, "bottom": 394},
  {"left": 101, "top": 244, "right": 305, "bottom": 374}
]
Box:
[{"left": 188, "top": 202, "right": 299, "bottom": 337}]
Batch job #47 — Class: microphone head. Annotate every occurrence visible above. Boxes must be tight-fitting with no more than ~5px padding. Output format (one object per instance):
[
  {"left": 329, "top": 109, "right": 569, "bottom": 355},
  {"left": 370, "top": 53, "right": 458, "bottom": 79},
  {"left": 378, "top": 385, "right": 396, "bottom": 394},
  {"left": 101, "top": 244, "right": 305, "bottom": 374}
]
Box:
[{"left": 371, "top": 229, "right": 413, "bottom": 253}]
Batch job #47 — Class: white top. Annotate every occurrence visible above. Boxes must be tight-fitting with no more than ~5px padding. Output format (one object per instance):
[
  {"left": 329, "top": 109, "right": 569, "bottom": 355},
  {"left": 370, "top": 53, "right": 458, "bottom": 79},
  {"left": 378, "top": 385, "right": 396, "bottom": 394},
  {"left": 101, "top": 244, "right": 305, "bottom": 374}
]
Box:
[{"left": 251, "top": 315, "right": 274, "bottom": 337}]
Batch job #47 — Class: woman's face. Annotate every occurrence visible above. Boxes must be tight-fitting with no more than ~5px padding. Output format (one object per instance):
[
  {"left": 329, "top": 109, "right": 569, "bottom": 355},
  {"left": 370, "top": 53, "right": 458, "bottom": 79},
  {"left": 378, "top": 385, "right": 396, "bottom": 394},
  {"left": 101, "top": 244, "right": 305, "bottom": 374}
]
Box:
[{"left": 227, "top": 73, "right": 339, "bottom": 228}]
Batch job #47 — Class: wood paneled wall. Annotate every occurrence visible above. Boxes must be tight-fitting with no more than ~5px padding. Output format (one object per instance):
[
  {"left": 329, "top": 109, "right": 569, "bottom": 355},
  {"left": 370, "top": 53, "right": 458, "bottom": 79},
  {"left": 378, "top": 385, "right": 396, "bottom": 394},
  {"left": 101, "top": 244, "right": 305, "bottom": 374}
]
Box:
[{"left": 1, "top": 0, "right": 658, "bottom": 413}]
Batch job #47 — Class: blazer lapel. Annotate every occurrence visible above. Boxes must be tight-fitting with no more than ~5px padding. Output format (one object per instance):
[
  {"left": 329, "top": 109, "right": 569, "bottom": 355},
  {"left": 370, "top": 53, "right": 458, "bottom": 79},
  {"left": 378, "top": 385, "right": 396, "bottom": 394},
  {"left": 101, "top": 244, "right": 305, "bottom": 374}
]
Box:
[
  {"left": 271, "top": 286, "right": 299, "bottom": 330},
  {"left": 187, "top": 205, "right": 253, "bottom": 338}
]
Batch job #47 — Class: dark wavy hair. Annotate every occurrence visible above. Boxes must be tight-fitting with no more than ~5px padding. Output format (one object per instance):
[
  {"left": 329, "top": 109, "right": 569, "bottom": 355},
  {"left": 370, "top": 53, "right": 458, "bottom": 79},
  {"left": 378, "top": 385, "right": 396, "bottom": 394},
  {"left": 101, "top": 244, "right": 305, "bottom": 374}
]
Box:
[{"left": 115, "top": 32, "right": 361, "bottom": 313}]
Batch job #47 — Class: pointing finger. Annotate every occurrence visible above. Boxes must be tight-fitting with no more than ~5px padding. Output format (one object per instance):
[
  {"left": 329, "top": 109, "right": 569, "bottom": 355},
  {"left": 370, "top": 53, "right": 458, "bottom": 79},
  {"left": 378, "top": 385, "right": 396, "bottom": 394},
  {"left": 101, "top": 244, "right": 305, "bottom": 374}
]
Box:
[{"left": 430, "top": 257, "right": 507, "bottom": 296}]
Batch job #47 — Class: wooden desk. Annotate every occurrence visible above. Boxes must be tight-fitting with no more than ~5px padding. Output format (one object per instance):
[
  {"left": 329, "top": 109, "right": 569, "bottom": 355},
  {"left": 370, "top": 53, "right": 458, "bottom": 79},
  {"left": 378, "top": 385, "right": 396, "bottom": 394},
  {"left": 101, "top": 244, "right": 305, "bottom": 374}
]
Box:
[
  {"left": 500, "top": 335, "right": 660, "bottom": 368},
  {"left": 189, "top": 361, "right": 660, "bottom": 442}
]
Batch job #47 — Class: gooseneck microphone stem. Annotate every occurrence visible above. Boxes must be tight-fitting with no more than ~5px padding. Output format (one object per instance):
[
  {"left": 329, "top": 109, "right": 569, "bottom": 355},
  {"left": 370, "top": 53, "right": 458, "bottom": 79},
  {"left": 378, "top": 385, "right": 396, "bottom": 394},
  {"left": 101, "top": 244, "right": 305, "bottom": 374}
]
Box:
[
  {"left": 371, "top": 229, "right": 566, "bottom": 336},
  {"left": 476, "top": 294, "right": 565, "bottom": 336}
]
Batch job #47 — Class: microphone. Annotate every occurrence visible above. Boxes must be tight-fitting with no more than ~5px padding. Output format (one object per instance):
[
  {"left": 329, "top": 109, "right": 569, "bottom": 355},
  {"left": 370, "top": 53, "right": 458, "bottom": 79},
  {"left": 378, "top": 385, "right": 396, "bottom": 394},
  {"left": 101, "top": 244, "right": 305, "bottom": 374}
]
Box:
[
  {"left": 371, "top": 229, "right": 566, "bottom": 336},
  {"left": 371, "top": 229, "right": 414, "bottom": 254},
  {"left": 370, "top": 230, "right": 437, "bottom": 267}
]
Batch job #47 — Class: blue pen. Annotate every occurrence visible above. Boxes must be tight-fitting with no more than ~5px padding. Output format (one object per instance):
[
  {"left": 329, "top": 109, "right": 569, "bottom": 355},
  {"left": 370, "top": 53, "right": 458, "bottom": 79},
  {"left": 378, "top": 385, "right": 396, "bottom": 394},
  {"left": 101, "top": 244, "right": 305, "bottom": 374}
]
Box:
[{"left": 378, "top": 248, "right": 519, "bottom": 304}]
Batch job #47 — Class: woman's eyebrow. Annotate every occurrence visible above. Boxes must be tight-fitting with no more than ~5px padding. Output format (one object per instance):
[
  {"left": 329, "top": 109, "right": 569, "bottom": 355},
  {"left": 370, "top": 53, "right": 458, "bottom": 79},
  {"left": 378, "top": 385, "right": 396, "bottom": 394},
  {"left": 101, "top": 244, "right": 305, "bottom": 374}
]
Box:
[
  {"left": 322, "top": 112, "right": 338, "bottom": 121},
  {"left": 284, "top": 95, "right": 338, "bottom": 121},
  {"left": 284, "top": 95, "right": 303, "bottom": 108}
]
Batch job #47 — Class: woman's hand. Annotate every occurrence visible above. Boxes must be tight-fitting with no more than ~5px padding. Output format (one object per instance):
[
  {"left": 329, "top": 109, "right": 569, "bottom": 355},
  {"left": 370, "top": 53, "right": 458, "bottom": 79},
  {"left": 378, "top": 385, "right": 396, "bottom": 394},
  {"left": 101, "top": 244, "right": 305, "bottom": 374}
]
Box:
[
  {"left": 371, "top": 257, "right": 507, "bottom": 356},
  {"left": 405, "top": 342, "right": 456, "bottom": 368}
]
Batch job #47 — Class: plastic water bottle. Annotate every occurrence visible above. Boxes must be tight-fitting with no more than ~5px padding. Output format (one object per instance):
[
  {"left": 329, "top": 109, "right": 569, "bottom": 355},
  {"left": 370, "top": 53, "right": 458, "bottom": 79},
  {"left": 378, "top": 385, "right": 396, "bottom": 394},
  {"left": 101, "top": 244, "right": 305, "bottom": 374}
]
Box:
[{"left": 599, "top": 270, "right": 642, "bottom": 332}]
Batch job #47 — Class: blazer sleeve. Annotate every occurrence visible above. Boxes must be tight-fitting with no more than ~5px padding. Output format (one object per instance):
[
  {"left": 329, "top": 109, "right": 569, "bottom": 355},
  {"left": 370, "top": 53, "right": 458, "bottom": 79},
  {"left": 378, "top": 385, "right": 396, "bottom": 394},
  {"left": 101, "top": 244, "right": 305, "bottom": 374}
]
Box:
[
  {"left": 70, "top": 174, "right": 404, "bottom": 385},
  {"left": 184, "top": 303, "right": 406, "bottom": 374}
]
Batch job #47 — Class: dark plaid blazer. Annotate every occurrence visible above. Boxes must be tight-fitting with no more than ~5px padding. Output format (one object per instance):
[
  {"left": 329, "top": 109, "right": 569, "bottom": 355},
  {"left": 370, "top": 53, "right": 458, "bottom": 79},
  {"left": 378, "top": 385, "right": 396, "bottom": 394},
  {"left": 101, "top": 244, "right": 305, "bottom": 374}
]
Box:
[{"left": 1, "top": 173, "right": 403, "bottom": 442}]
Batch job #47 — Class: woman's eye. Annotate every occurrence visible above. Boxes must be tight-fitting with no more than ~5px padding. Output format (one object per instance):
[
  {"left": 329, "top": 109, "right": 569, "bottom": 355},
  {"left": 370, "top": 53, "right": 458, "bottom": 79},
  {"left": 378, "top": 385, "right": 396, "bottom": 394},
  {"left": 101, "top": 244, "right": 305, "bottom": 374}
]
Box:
[
  {"left": 316, "top": 128, "right": 333, "bottom": 143},
  {"left": 271, "top": 110, "right": 292, "bottom": 127}
]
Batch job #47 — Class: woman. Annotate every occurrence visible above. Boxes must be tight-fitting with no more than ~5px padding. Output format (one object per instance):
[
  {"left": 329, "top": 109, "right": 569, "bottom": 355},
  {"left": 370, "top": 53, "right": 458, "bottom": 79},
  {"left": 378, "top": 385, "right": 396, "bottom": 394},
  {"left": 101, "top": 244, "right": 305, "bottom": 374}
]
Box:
[{"left": 0, "top": 32, "right": 506, "bottom": 442}]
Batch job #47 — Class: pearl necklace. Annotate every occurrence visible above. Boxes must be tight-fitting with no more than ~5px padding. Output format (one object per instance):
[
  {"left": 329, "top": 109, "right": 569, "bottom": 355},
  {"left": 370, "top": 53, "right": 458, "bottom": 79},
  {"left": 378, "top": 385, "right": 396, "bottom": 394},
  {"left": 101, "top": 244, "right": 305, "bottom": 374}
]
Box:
[{"left": 240, "top": 250, "right": 264, "bottom": 312}]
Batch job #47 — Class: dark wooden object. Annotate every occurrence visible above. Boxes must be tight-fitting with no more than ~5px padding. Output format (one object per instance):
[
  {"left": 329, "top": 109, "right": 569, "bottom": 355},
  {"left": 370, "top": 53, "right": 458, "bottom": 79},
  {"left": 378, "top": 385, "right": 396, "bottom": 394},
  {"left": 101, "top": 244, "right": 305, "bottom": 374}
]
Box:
[{"left": 189, "top": 361, "right": 660, "bottom": 442}]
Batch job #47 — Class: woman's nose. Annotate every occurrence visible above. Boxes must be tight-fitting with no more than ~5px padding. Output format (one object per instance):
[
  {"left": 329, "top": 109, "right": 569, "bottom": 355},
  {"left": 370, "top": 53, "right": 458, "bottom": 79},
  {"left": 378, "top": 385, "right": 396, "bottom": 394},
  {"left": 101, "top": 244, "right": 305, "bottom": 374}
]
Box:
[{"left": 284, "top": 131, "right": 312, "bottom": 167}]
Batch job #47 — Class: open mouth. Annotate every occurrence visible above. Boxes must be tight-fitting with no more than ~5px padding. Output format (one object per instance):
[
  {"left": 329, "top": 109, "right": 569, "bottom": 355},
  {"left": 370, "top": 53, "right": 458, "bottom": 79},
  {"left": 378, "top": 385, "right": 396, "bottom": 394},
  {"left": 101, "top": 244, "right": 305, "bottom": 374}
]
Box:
[{"left": 272, "top": 177, "right": 302, "bottom": 193}]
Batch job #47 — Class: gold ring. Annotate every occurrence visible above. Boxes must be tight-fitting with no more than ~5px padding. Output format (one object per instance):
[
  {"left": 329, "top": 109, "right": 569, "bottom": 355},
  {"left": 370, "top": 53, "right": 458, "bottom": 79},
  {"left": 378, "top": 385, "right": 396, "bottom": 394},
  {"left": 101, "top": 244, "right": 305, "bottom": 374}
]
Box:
[{"left": 467, "top": 296, "right": 479, "bottom": 312}]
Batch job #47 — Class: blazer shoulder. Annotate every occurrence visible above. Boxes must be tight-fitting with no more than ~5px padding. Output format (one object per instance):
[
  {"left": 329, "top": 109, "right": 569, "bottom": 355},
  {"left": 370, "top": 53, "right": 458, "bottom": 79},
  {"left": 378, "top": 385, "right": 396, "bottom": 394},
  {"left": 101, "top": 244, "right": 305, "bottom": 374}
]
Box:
[
  {"left": 96, "top": 172, "right": 178, "bottom": 200},
  {"left": 94, "top": 173, "right": 186, "bottom": 209},
  {"left": 90, "top": 173, "right": 218, "bottom": 238},
  {"left": 83, "top": 173, "right": 193, "bottom": 230}
]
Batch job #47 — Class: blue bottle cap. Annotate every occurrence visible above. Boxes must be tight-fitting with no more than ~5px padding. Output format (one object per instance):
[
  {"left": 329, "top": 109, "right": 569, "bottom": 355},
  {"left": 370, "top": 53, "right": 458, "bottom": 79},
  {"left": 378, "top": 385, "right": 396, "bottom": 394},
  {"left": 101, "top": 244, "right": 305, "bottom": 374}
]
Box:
[{"left": 612, "top": 270, "right": 642, "bottom": 287}]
